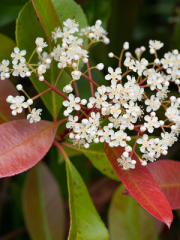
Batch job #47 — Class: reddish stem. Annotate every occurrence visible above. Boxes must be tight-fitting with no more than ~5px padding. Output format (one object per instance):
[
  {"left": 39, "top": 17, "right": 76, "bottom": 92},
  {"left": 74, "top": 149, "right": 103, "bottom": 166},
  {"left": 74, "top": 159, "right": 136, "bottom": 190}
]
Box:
[
  {"left": 32, "top": 88, "right": 51, "bottom": 100},
  {"left": 81, "top": 73, "right": 99, "bottom": 87},
  {"left": 138, "top": 78, "right": 147, "bottom": 86},
  {"left": 54, "top": 69, "right": 64, "bottom": 87},
  {"left": 87, "top": 61, "right": 94, "bottom": 97},
  {"left": 43, "top": 79, "right": 69, "bottom": 100},
  {"left": 131, "top": 132, "right": 140, "bottom": 158}
]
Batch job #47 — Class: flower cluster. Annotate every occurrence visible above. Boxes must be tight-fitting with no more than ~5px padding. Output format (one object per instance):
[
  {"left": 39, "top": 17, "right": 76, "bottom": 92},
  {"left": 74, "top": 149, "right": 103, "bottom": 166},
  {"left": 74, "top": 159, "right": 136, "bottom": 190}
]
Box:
[{"left": 2, "top": 18, "right": 180, "bottom": 170}]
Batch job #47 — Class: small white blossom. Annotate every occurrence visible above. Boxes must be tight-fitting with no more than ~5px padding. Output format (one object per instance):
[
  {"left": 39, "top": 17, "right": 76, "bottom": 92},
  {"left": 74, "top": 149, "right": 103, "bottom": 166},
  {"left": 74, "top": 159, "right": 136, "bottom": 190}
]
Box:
[
  {"left": 149, "top": 40, "right": 164, "bottom": 50},
  {"left": 27, "top": 108, "right": 42, "bottom": 123},
  {"left": 63, "top": 94, "right": 81, "bottom": 113},
  {"left": 11, "top": 47, "right": 26, "bottom": 65},
  {"left": 105, "top": 67, "right": 122, "bottom": 80},
  {"left": 7, "top": 96, "right": 28, "bottom": 114}
]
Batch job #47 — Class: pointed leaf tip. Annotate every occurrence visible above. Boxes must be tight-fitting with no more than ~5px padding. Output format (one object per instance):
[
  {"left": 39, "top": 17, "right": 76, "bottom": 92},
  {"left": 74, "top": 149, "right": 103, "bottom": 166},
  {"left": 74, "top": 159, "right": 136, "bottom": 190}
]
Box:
[{"left": 104, "top": 142, "right": 173, "bottom": 227}]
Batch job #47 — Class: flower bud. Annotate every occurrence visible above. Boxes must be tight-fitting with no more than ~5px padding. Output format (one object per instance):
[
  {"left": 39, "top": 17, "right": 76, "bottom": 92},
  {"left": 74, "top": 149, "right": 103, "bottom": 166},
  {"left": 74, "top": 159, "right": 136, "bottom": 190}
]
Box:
[
  {"left": 37, "top": 47, "right": 42, "bottom": 53},
  {"left": 16, "top": 84, "right": 23, "bottom": 91},
  {"left": 96, "top": 63, "right": 104, "bottom": 70},
  {"left": 39, "top": 75, "right": 44, "bottom": 81},
  {"left": 5, "top": 73, "right": 10, "bottom": 78},
  {"left": 45, "top": 58, "right": 51, "bottom": 64},
  {"left": 141, "top": 161, "right": 147, "bottom": 166},
  {"left": 26, "top": 71, "right": 31, "bottom": 77},
  {"left": 81, "top": 99, "right": 87, "bottom": 105},
  {"left": 27, "top": 99, "right": 33, "bottom": 105},
  {"left": 123, "top": 42, "right": 129, "bottom": 50},
  {"left": 108, "top": 52, "right": 114, "bottom": 58}
]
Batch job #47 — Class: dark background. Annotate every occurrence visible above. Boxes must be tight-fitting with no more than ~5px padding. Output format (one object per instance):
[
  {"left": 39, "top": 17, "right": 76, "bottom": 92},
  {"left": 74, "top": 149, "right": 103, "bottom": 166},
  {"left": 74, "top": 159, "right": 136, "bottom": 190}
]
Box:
[{"left": 1, "top": 0, "right": 180, "bottom": 239}]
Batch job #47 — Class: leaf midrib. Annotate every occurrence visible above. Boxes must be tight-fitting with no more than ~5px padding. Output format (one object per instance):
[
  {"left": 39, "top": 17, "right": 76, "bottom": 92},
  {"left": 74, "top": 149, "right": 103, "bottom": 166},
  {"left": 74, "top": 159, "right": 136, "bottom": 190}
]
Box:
[{"left": 0, "top": 121, "right": 58, "bottom": 157}]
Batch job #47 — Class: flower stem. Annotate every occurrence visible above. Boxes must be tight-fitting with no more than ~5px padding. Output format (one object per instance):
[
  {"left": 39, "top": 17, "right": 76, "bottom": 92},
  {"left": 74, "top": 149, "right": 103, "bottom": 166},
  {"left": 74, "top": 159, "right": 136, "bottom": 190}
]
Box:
[
  {"left": 32, "top": 88, "right": 51, "bottom": 100},
  {"left": 81, "top": 73, "right": 99, "bottom": 87},
  {"left": 87, "top": 61, "right": 94, "bottom": 97}
]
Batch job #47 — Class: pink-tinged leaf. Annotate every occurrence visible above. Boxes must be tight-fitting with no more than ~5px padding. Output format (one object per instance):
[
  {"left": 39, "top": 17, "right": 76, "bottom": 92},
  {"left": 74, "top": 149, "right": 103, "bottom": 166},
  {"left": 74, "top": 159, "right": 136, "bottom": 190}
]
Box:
[
  {"left": 0, "top": 120, "right": 59, "bottom": 177},
  {"left": 0, "top": 79, "right": 25, "bottom": 123},
  {"left": 104, "top": 143, "right": 173, "bottom": 227},
  {"left": 23, "top": 162, "right": 66, "bottom": 240},
  {"left": 147, "top": 160, "right": 180, "bottom": 210}
]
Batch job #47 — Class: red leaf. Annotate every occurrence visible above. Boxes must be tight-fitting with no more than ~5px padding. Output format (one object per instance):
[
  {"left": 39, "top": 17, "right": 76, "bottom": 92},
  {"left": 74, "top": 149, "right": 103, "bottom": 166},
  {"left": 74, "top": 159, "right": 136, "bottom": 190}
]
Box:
[
  {"left": 0, "top": 79, "right": 25, "bottom": 123},
  {"left": 147, "top": 160, "right": 180, "bottom": 210},
  {"left": 104, "top": 142, "right": 173, "bottom": 227},
  {"left": 0, "top": 120, "right": 59, "bottom": 177}
]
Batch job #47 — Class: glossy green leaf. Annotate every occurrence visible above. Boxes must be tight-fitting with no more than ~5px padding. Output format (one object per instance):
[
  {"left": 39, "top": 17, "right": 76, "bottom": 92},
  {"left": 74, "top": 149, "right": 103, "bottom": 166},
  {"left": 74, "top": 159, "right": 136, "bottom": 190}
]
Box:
[
  {"left": 108, "top": 184, "right": 158, "bottom": 240},
  {"left": 83, "top": 0, "right": 112, "bottom": 28},
  {"left": 63, "top": 142, "right": 119, "bottom": 181},
  {"left": 16, "top": 1, "right": 71, "bottom": 118},
  {"left": 0, "top": 33, "right": 16, "bottom": 61},
  {"left": 31, "top": 0, "right": 62, "bottom": 46},
  {"left": 23, "top": 161, "right": 66, "bottom": 240},
  {"left": 61, "top": 136, "right": 141, "bottom": 181},
  {"left": 51, "top": 0, "right": 88, "bottom": 30},
  {"left": 66, "top": 159, "right": 109, "bottom": 240}
]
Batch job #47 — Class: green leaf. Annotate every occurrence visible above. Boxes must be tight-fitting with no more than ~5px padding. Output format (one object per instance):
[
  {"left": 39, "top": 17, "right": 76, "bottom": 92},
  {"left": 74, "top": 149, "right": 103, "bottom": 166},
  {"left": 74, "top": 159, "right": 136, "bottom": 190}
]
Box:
[
  {"left": 23, "top": 161, "right": 66, "bottom": 240},
  {"left": 51, "top": 0, "right": 88, "bottom": 30},
  {"left": 16, "top": 1, "right": 71, "bottom": 118},
  {"left": 108, "top": 184, "right": 158, "bottom": 240},
  {"left": 31, "top": 0, "right": 62, "bottom": 46},
  {"left": 63, "top": 142, "right": 119, "bottom": 181},
  {"left": 62, "top": 136, "right": 141, "bottom": 181},
  {"left": 0, "top": 33, "right": 16, "bottom": 61},
  {"left": 66, "top": 159, "right": 109, "bottom": 240},
  {"left": 83, "top": 0, "right": 112, "bottom": 29},
  {"left": 0, "top": 0, "right": 28, "bottom": 28}
]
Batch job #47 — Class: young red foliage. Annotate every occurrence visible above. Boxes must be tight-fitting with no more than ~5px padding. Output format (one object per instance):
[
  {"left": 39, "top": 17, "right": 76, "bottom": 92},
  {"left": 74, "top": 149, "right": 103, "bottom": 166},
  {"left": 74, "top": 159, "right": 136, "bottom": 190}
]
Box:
[
  {"left": 0, "top": 120, "right": 59, "bottom": 177},
  {"left": 104, "top": 142, "right": 173, "bottom": 227},
  {"left": 147, "top": 160, "right": 180, "bottom": 210},
  {"left": 0, "top": 79, "right": 25, "bottom": 123}
]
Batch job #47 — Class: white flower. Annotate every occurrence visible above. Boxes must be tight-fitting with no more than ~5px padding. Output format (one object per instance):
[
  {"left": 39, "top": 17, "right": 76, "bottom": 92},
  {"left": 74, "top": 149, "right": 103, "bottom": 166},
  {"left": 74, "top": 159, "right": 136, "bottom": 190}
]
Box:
[
  {"left": 147, "top": 73, "right": 163, "bottom": 90},
  {"left": 145, "top": 95, "right": 161, "bottom": 112},
  {"left": 111, "top": 130, "right": 127, "bottom": 147},
  {"left": 89, "top": 112, "right": 100, "bottom": 126},
  {"left": 98, "top": 126, "right": 114, "bottom": 143},
  {"left": 52, "top": 44, "right": 64, "bottom": 61},
  {"left": 137, "top": 134, "right": 152, "bottom": 153},
  {"left": 110, "top": 104, "right": 122, "bottom": 118},
  {"left": 105, "top": 67, "right": 122, "bottom": 80},
  {"left": 52, "top": 27, "right": 62, "bottom": 43},
  {"left": 63, "top": 19, "right": 79, "bottom": 33},
  {"left": 12, "top": 63, "right": 28, "bottom": 78},
  {"left": 117, "top": 155, "right": 135, "bottom": 170},
  {"left": 89, "top": 92, "right": 107, "bottom": 108},
  {"left": 66, "top": 115, "right": 79, "bottom": 129},
  {"left": 27, "top": 108, "right": 42, "bottom": 123},
  {"left": 71, "top": 70, "right": 81, "bottom": 80},
  {"left": 63, "top": 94, "right": 81, "bottom": 113},
  {"left": 7, "top": 96, "right": 28, "bottom": 114},
  {"left": 0, "top": 60, "right": 9, "bottom": 80},
  {"left": 144, "top": 115, "right": 160, "bottom": 133},
  {"left": 161, "top": 52, "right": 174, "bottom": 69},
  {"left": 124, "top": 57, "right": 135, "bottom": 69},
  {"left": 90, "top": 20, "right": 107, "bottom": 40},
  {"left": 11, "top": 47, "right": 26, "bottom": 65},
  {"left": 35, "top": 37, "right": 48, "bottom": 48},
  {"left": 149, "top": 40, "right": 164, "bottom": 50},
  {"left": 38, "top": 64, "right": 46, "bottom": 75}
]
